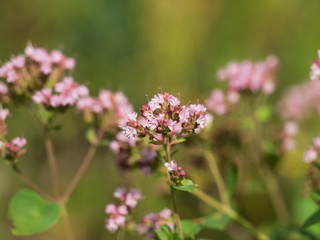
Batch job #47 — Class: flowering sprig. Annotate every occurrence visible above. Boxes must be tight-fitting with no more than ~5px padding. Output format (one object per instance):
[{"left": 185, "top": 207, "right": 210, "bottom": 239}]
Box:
[
  {"left": 0, "top": 43, "right": 76, "bottom": 105},
  {"left": 217, "top": 55, "right": 278, "bottom": 95},
  {"left": 109, "top": 132, "right": 162, "bottom": 175},
  {"left": 164, "top": 161, "right": 186, "bottom": 185},
  {"left": 137, "top": 208, "right": 173, "bottom": 239},
  {"left": 0, "top": 137, "right": 27, "bottom": 161},
  {"left": 123, "top": 92, "right": 209, "bottom": 144},
  {"left": 77, "top": 90, "right": 134, "bottom": 132},
  {"left": 105, "top": 188, "right": 142, "bottom": 233},
  {"left": 33, "top": 77, "right": 88, "bottom": 109}
]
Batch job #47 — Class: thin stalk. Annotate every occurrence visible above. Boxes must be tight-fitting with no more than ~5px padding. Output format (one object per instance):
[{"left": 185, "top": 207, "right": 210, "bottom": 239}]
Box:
[
  {"left": 13, "top": 166, "right": 55, "bottom": 202},
  {"left": 117, "top": 227, "right": 125, "bottom": 240},
  {"left": 62, "top": 128, "right": 104, "bottom": 201},
  {"left": 248, "top": 102, "right": 289, "bottom": 222},
  {"left": 44, "top": 131, "right": 61, "bottom": 197},
  {"left": 60, "top": 203, "right": 74, "bottom": 240},
  {"left": 192, "top": 188, "right": 270, "bottom": 240},
  {"left": 165, "top": 142, "right": 183, "bottom": 239},
  {"left": 253, "top": 160, "right": 289, "bottom": 222},
  {"left": 204, "top": 150, "right": 230, "bottom": 207}
]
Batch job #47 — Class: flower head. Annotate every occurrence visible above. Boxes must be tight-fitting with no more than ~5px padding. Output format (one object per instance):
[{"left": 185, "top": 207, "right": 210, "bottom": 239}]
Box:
[{"left": 123, "top": 92, "right": 208, "bottom": 143}]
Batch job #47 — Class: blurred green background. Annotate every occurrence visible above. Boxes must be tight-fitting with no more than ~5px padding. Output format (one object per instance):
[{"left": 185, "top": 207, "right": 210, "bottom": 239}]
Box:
[{"left": 1, "top": 0, "right": 320, "bottom": 239}]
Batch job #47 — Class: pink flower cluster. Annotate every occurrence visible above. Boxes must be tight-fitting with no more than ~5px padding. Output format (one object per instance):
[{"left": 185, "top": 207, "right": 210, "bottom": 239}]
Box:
[
  {"left": 77, "top": 90, "right": 134, "bottom": 127},
  {"left": 0, "top": 43, "right": 76, "bottom": 104},
  {"left": 123, "top": 92, "right": 209, "bottom": 142},
  {"left": 303, "top": 137, "right": 320, "bottom": 163},
  {"left": 164, "top": 160, "right": 186, "bottom": 184},
  {"left": 217, "top": 56, "right": 278, "bottom": 95},
  {"left": 32, "top": 77, "right": 88, "bottom": 108},
  {"left": 105, "top": 188, "right": 142, "bottom": 233},
  {"left": 0, "top": 137, "right": 27, "bottom": 160},
  {"left": 110, "top": 133, "right": 159, "bottom": 175},
  {"left": 137, "top": 208, "right": 173, "bottom": 239},
  {"left": 205, "top": 89, "right": 240, "bottom": 116},
  {"left": 279, "top": 121, "right": 299, "bottom": 152},
  {"left": 310, "top": 50, "right": 320, "bottom": 81},
  {"left": 278, "top": 81, "right": 320, "bottom": 121}
]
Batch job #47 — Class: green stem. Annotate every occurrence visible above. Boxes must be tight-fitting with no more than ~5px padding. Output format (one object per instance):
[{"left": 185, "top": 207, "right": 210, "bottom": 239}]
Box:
[
  {"left": 62, "top": 128, "right": 104, "bottom": 202},
  {"left": 248, "top": 101, "right": 289, "bottom": 222},
  {"left": 13, "top": 166, "right": 55, "bottom": 202},
  {"left": 204, "top": 150, "right": 230, "bottom": 207},
  {"left": 44, "top": 131, "right": 62, "bottom": 197},
  {"left": 165, "top": 142, "right": 183, "bottom": 239},
  {"left": 253, "top": 160, "right": 289, "bottom": 222},
  {"left": 192, "top": 188, "right": 270, "bottom": 240},
  {"left": 61, "top": 204, "right": 74, "bottom": 240}
]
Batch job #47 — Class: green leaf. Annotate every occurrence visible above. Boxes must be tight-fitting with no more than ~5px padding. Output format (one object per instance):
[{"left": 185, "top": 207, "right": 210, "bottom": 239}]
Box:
[
  {"left": 310, "top": 191, "right": 320, "bottom": 204},
  {"left": 254, "top": 104, "right": 273, "bottom": 122},
  {"left": 160, "top": 224, "right": 173, "bottom": 234},
  {"left": 225, "top": 164, "right": 238, "bottom": 198},
  {"left": 301, "top": 210, "right": 320, "bottom": 229},
  {"left": 155, "top": 229, "right": 170, "bottom": 240},
  {"left": 171, "top": 137, "right": 186, "bottom": 145},
  {"left": 51, "top": 124, "right": 62, "bottom": 131},
  {"left": 86, "top": 128, "right": 96, "bottom": 144},
  {"left": 172, "top": 179, "right": 197, "bottom": 193},
  {"left": 201, "top": 213, "right": 230, "bottom": 231},
  {"left": 150, "top": 140, "right": 162, "bottom": 145},
  {"left": 8, "top": 189, "right": 61, "bottom": 236},
  {"left": 180, "top": 220, "right": 201, "bottom": 239}
]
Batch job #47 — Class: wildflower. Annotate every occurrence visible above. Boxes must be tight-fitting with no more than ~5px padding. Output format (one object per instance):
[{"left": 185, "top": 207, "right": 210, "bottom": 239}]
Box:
[
  {"left": 0, "top": 43, "right": 78, "bottom": 105},
  {"left": 304, "top": 148, "right": 318, "bottom": 163},
  {"left": 279, "top": 121, "right": 299, "bottom": 152},
  {"left": 278, "top": 81, "right": 320, "bottom": 121},
  {"left": 33, "top": 77, "right": 88, "bottom": 109},
  {"left": 164, "top": 160, "right": 186, "bottom": 184},
  {"left": 303, "top": 136, "right": 320, "bottom": 163},
  {"left": 123, "top": 92, "right": 208, "bottom": 143},
  {"left": 206, "top": 89, "right": 228, "bottom": 116},
  {"left": 77, "top": 90, "right": 134, "bottom": 130},
  {"left": 105, "top": 188, "right": 142, "bottom": 233},
  {"left": 216, "top": 56, "right": 278, "bottom": 99},
  {"left": 0, "top": 137, "right": 27, "bottom": 160},
  {"left": 137, "top": 208, "right": 173, "bottom": 239}
]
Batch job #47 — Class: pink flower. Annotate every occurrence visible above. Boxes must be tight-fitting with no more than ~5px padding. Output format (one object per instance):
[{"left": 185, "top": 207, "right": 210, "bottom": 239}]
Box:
[
  {"left": 105, "top": 204, "right": 117, "bottom": 214},
  {"left": 313, "top": 137, "right": 320, "bottom": 149},
  {"left": 217, "top": 56, "right": 278, "bottom": 94},
  {"left": 206, "top": 89, "right": 228, "bottom": 116},
  {"left": 127, "top": 112, "right": 138, "bottom": 122},
  {"left": 51, "top": 50, "right": 64, "bottom": 63},
  {"left": 159, "top": 208, "right": 172, "bottom": 219},
  {"left": 284, "top": 121, "right": 298, "bottom": 137},
  {"left": 123, "top": 92, "right": 208, "bottom": 142},
  {"left": 12, "top": 137, "right": 27, "bottom": 148},
  {"left": 164, "top": 161, "right": 177, "bottom": 171},
  {"left": 11, "top": 55, "right": 25, "bottom": 68},
  {"left": 303, "top": 148, "right": 318, "bottom": 163},
  {"left": 0, "top": 82, "right": 8, "bottom": 95},
  {"left": 64, "top": 58, "right": 75, "bottom": 70},
  {"left": 310, "top": 50, "right": 320, "bottom": 81},
  {"left": 0, "top": 109, "right": 9, "bottom": 121},
  {"left": 122, "top": 126, "right": 137, "bottom": 139}
]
